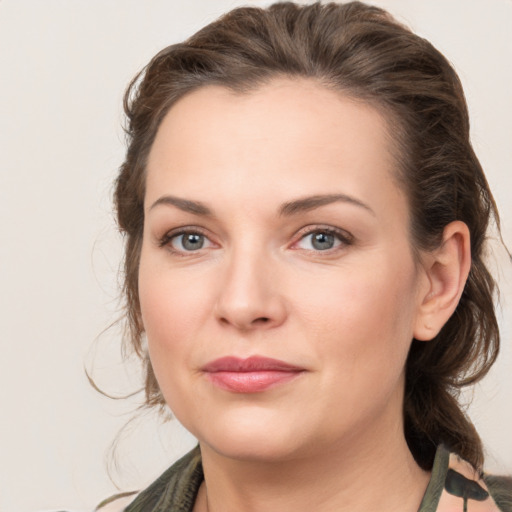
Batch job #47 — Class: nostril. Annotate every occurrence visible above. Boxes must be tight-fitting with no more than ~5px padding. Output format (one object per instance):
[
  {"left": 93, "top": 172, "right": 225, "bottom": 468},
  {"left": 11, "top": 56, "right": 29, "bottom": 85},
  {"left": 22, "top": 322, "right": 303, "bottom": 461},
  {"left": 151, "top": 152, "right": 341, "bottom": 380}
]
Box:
[
  {"left": 218, "top": 316, "right": 269, "bottom": 327},
  {"left": 254, "top": 317, "right": 270, "bottom": 324}
]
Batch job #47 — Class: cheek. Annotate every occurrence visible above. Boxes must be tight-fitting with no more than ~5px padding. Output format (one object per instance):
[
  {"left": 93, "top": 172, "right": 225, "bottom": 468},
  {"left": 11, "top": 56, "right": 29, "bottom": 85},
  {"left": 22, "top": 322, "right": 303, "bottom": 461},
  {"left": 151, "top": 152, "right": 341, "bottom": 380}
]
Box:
[
  {"left": 140, "top": 275, "right": 200, "bottom": 344},
  {"left": 301, "top": 260, "right": 417, "bottom": 335},
  {"left": 137, "top": 252, "right": 207, "bottom": 377},
  {"left": 295, "top": 254, "right": 419, "bottom": 379},
  {"left": 138, "top": 263, "right": 207, "bottom": 413},
  {"left": 138, "top": 241, "right": 216, "bottom": 340}
]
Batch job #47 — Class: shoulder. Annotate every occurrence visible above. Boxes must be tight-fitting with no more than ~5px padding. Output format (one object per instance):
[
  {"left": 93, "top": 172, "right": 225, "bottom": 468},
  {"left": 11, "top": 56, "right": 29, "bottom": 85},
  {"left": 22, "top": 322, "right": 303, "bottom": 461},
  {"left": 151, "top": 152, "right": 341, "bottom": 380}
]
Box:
[
  {"left": 443, "top": 451, "right": 511, "bottom": 512},
  {"left": 420, "top": 445, "right": 512, "bottom": 512},
  {"left": 447, "top": 451, "right": 512, "bottom": 512},
  {"left": 96, "top": 446, "right": 203, "bottom": 512},
  {"left": 484, "top": 474, "right": 512, "bottom": 512}
]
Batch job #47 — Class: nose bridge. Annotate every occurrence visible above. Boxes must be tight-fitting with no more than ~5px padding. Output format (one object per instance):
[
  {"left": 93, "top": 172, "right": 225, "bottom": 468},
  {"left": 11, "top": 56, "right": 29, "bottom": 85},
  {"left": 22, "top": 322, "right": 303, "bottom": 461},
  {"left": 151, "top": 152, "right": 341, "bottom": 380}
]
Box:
[{"left": 214, "top": 238, "right": 285, "bottom": 330}]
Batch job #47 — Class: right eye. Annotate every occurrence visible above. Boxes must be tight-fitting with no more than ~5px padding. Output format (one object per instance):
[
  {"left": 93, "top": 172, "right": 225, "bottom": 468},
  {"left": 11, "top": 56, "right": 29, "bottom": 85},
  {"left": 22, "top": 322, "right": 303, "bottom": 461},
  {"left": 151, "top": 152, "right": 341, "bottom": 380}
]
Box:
[{"left": 160, "top": 230, "right": 214, "bottom": 253}]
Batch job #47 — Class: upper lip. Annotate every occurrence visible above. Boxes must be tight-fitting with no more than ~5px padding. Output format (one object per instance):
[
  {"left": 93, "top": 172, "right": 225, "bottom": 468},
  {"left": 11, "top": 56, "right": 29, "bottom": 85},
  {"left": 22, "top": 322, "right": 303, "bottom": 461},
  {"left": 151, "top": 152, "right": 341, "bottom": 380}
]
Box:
[{"left": 202, "top": 356, "right": 303, "bottom": 373}]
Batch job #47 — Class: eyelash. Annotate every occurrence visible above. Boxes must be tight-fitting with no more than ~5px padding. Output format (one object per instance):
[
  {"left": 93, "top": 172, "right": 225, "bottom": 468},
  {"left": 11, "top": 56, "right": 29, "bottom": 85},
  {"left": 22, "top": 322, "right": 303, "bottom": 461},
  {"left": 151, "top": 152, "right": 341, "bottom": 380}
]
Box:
[
  {"left": 158, "top": 225, "right": 354, "bottom": 255},
  {"left": 158, "top": 227, "right": 212, "bottom": 254},
  {"left": 292, "top": 225, "right": 354, "bottom": 253}
]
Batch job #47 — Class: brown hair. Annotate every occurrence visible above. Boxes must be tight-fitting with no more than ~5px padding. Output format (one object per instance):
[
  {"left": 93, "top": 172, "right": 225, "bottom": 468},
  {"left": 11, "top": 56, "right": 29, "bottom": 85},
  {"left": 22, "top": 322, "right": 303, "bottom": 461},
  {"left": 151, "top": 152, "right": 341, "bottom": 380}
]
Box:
[{"left": 114, "top": 1, "right": 501, "bottom": 470}]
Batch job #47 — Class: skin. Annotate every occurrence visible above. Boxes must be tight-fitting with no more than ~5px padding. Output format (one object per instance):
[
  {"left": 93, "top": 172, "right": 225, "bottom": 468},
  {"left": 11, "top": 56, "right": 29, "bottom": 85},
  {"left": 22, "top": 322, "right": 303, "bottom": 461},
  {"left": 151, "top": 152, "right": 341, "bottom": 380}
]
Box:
[{"left": 139, "top": 79, "right": 471, "bottom": 512}]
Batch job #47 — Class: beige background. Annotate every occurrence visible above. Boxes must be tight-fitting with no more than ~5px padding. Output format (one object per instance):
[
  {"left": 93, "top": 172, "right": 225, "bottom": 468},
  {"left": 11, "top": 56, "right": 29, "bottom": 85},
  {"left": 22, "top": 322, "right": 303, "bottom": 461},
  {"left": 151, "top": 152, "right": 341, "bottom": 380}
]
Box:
[{"left": 0, "top": 1, "right": 510, "bottom": 511}]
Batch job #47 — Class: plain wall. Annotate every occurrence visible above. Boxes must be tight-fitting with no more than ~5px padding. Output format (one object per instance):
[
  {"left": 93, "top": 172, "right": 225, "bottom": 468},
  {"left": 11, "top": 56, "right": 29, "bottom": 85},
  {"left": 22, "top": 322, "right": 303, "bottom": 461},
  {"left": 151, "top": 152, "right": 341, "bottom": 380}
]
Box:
[{"left": 0, "top": 1, "right": 510, "bottom": 511}]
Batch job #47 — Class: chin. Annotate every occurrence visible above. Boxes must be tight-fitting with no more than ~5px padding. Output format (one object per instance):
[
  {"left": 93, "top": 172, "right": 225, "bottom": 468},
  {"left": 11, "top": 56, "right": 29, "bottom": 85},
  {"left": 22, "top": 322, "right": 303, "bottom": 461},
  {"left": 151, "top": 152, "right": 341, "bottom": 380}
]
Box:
[
  {"left": 202, "top": 434, "right": 301, "bottom": 463},
  {"left": 187, "top": 407, "right": 309, "bottom": 462}
]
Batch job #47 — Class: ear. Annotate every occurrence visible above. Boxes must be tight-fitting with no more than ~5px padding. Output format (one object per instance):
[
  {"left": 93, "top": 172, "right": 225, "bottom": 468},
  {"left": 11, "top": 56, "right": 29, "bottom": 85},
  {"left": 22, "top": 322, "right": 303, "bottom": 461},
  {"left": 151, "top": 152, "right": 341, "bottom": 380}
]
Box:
[{"left": 414, "top": 221, "right": 471, "bottom": 341}]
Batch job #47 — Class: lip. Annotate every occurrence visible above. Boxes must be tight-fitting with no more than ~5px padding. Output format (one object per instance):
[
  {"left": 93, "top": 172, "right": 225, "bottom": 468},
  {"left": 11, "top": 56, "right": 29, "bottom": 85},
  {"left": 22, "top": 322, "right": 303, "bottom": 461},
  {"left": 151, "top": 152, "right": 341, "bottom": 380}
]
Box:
[{"left": 202, "top": 356, "right": 305, "bottom": 393}]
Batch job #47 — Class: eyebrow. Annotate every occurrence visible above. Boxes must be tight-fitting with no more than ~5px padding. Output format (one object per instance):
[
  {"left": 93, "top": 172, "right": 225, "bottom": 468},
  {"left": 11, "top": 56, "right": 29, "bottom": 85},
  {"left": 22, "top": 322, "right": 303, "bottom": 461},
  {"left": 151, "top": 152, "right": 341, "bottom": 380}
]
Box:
[
  {"left": 148, "top": 195, "right": 213, "bottom": 216},
  {"left": 148, "top": 193, "right": 375, "bottom": 217},
  {"left": 279, "top": 194, "right": 375, "bottom": 217}
]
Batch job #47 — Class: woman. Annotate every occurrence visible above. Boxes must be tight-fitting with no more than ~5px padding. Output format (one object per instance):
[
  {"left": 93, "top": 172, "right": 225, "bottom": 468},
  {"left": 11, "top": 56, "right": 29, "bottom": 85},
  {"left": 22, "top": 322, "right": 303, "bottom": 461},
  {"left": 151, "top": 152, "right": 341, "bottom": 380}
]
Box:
[{"left": 100, "top": 1, "right": 511, "bottom": 511}]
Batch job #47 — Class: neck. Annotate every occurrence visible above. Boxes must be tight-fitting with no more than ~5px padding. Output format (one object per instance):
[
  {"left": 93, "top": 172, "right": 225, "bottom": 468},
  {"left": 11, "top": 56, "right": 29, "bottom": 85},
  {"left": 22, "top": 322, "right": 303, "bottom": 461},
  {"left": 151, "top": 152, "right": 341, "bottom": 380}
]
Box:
[{"left": 195, "top": 416, "right": 430, "bottom": 512}]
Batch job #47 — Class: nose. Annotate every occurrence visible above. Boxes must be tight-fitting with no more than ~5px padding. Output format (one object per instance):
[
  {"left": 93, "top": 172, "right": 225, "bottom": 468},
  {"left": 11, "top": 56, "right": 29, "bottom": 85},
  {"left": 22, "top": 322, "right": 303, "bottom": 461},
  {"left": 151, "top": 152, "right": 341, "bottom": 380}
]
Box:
[{"left": 214, "top": 247, "right": 287, "bottom": 331}]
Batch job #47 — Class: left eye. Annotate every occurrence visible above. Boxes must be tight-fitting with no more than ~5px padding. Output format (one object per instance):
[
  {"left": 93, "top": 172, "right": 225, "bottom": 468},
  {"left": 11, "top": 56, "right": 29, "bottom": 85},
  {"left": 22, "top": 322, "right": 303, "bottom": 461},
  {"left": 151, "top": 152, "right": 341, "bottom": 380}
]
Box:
[
  {"left": 296, "top": 230, "right": 346, "bottom": 251},
  {"left": 170, "top": 232, "right": 212, "bottom": 251}
]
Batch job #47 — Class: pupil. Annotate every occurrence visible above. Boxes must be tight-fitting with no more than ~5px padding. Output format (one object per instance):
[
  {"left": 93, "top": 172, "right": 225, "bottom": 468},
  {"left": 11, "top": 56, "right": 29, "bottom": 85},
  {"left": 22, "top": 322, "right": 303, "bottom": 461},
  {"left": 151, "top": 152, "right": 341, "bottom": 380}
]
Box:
[
  {"left": 183, "top": 233, "right": 204, "bottom": 250},
  {"left": 312, "top": 232, "right": 334, "bottom": 250}
]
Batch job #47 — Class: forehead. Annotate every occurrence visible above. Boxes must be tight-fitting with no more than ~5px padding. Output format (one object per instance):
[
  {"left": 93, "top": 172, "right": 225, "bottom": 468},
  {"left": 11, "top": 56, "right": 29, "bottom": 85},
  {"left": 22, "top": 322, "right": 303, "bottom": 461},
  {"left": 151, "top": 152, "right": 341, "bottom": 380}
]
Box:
[
  {"left": 145, "top": 78, "right": 404, "bottom": 216},
  {"left": 150, "top": 78, "right": 395, "bottom": 160}
]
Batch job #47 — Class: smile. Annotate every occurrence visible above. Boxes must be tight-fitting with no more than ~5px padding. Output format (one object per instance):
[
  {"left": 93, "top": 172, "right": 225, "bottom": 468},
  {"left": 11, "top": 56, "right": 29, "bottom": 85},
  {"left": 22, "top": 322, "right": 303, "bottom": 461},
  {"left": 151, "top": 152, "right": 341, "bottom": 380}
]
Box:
[{"left": 201, "top": 356, "right": 305, "bottom": 393}]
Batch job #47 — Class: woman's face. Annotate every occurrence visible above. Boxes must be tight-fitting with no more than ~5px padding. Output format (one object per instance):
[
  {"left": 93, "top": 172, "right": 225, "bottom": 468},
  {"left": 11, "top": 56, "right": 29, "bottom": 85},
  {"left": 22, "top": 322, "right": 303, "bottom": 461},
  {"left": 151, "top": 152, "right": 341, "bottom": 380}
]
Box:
[{"left": 139, "top": 79, "right": 430, "bottom": 461}]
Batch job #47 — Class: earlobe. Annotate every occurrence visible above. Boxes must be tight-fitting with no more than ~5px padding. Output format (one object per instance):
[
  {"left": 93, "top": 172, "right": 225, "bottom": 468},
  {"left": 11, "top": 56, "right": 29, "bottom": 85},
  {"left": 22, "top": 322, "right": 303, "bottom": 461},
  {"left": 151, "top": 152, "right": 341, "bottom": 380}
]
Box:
[{"left": 413, "top": 221, "right": 471, "bottom": 341}]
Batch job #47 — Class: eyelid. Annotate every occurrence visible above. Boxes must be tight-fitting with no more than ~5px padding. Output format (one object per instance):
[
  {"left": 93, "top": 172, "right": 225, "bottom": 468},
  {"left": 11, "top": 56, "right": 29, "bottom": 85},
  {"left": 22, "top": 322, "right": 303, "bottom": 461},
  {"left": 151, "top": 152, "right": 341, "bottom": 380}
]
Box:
[
  {"left": 156, "top": 224, "right": 353, "bottom": 254},
  {"left": 158, "top": 225, "right": 216, "bottom": 252},
  {"left": 290, "top": 224, "right": 354, "bottom": 251}
]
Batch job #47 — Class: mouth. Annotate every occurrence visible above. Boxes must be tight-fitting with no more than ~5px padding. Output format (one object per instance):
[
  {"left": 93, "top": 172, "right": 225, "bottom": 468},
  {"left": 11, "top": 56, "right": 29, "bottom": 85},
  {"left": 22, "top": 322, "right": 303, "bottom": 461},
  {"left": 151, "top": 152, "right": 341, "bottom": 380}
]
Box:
[{"left": 201, "top": 356, "right": 305, "bottom": 393}]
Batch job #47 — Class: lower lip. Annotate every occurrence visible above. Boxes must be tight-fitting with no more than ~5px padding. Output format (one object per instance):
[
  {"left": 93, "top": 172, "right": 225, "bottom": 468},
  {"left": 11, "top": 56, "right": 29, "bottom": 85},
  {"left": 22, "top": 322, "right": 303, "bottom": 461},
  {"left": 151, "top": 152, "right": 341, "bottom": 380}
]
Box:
[{"left": 206, "top": 370, "right": 303, "bottom": 393}]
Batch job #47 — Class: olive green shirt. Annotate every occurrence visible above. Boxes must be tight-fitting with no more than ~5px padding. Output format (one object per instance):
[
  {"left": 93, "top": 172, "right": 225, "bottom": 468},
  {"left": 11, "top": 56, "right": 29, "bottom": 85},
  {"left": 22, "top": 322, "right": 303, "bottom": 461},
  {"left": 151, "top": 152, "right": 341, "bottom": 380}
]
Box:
[{"left": 99, "top": 445, "right": 511, "bottom": 512}]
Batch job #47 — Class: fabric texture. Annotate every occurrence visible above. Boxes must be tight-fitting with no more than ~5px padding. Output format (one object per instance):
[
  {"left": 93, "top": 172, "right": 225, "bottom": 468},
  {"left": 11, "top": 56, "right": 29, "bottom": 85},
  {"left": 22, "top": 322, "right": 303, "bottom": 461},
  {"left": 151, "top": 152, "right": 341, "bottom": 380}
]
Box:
[{"left": 100, "top": 445, "right": 511, "bottom": 512}]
